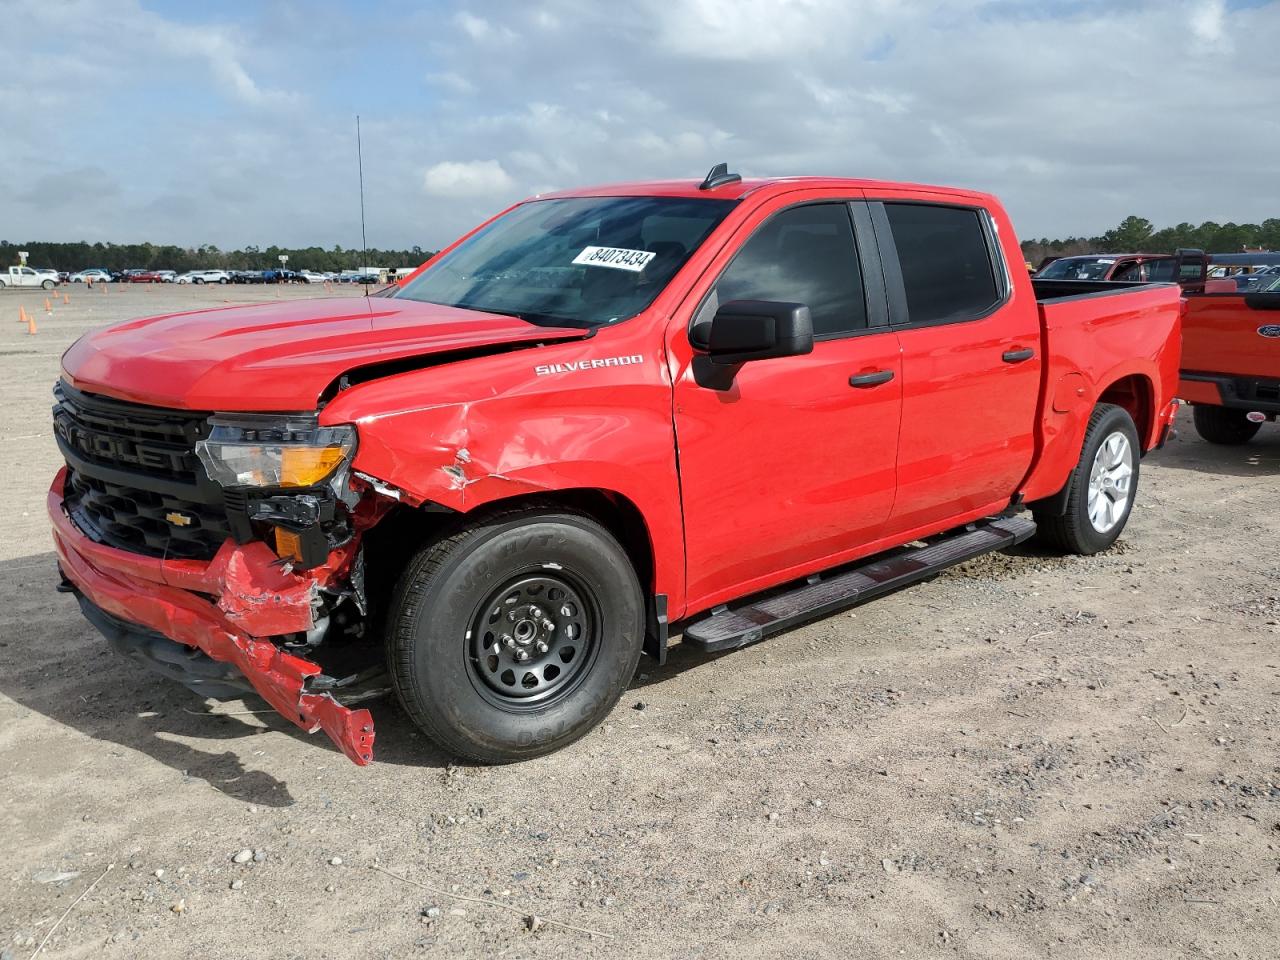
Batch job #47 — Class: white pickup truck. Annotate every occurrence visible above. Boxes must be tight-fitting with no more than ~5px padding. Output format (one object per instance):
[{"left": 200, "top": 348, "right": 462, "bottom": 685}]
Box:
[{"left": 1, "top": 266, "right": 58, "bottom": 289}]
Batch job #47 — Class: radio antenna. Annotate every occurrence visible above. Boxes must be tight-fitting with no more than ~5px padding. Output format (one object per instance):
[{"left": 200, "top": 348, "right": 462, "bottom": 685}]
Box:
[{"left": 357, "top": 115, "right": 369, "bottom": 294}]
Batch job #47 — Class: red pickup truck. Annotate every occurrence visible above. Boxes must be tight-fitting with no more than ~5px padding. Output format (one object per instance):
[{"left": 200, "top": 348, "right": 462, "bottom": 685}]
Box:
[
  {"left": 1179, "top": 289, "right": 1280, "bottom": 443},
  {"left": 49, "top": 167, "right": 1182, "bottom": 765}
]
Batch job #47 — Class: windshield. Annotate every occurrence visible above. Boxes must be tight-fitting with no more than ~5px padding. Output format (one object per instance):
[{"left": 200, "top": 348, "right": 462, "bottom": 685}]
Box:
[
  {"left": 394, "top": 196, "right": 737, "bottom": 327},
  {"left": 1036, "top": 257, "right": 1117, "bottom": 280}
]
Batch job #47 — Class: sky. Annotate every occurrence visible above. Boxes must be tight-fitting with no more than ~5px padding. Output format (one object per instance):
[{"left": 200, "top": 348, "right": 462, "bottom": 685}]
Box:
[{"left": 1, "top": 0, "right": 1277, "bottom": 251}]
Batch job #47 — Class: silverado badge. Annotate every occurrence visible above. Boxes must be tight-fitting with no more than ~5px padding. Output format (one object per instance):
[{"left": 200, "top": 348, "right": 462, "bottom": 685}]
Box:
[{"left": 165, "top": 511, "right": 194, "bottom": 527}]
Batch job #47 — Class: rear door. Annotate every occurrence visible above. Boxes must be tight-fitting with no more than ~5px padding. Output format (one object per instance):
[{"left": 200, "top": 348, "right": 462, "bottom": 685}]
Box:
[
  {"left": 867, "top": 194, "right": 1041, "bottom": 535},
  {"left": 670, "top": 194, "right": 903, "bottom": 610}
]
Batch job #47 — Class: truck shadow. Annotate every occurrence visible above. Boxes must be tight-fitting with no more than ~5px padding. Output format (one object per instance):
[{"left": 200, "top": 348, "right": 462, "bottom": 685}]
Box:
[
  {"left": 0, "top": 553, "right": 453, "bottom": 801},
  {"left": 1146, "top": 427, "right": 1279, "bottom": 478}
]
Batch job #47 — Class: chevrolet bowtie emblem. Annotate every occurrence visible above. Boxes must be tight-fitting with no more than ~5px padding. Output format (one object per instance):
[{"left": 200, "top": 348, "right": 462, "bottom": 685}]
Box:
[{"left": 165, "top": 511, "right": 193, "bottom": 527}]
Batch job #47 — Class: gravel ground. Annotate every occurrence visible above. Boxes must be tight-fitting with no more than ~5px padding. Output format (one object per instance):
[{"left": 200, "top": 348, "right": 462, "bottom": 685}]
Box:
[{"left": 1, "top": 284, "right": 1277, "bottom": 960}]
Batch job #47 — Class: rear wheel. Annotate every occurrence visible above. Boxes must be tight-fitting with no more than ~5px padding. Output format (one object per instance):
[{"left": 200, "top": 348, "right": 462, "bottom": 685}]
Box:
[
  {"left": 387, "top": 508, "right": 644, "bottom": 763},
  {"left": 41, "top": 279, "right": 54, "bottom": 290},
  {"left": 1034, "top": 403, "right": 1139, "bottom": 555},
  {"left": 1192, "top": 405, "right": 1261, "bottom": 445}
]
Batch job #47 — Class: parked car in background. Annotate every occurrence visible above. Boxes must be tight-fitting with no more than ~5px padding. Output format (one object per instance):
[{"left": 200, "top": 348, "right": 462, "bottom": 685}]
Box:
[
  {"left": 189, "top": 270, "right": 231, "bottom": 284},
  {"left": 1, "top": 266, "right": 58, "bottom": 289},
  {"left": 1035, "top": 253, "right": 1179, "bottom": 283},
  {"left": 1179, "top": 285, "right": 1280, "bottom": 444},
  {"left": 71, "top": 269, "right": 113, "bottom": 283},
  {"left": 49, "top": 168, "right": 1183, "bottom": 766},
  {"left": 231, "top": 270, "right": 269, "bottom": 284},
  {"left": 299, "top": 270, "right": 328, "bottom": 283},
  {"left": 1227, "top": 265, "right": 1280, "bottom": 291},
  {"left": 126, "top": 270, "right": 169, "bottom": 283}
]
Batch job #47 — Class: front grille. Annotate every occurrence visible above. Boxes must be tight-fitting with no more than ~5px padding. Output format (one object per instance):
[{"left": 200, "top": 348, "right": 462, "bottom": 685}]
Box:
[
  {"left": 53, "top": 381, "right": 207, "bottom": 483},
  {"left": 54, "top": 381, "right": 230, "bottom": 561},
  {"left": 67, "top": 469, "right": 232, "bottom": 559}
]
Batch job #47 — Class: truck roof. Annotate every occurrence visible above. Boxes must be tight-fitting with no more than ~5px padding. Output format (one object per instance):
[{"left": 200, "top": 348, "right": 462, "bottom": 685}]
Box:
[{"left": 536, "top": 175, "right": 995, "bottom": 205}]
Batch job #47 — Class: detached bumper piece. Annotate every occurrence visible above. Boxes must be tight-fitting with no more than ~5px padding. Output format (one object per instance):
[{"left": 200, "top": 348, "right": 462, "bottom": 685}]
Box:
[
  {"left": 684, "top": 515, "right": 1037, "bottom": 652},
  {"left": 49, "top": 469, "right": 375, "bottom": 765}
]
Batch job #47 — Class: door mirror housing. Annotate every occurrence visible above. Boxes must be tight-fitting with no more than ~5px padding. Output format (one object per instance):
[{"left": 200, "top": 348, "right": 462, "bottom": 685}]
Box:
[{"left": 704, "top": 300, "right": 814, "bottom": 365}]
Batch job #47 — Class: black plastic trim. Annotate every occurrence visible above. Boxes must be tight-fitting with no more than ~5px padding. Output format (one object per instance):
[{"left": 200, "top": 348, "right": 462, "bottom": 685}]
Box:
[
  {"left": 644, "top": 593, "right": 669, "bottom": 664},
  {"left": 1032, "top": 278, "right": 1164, "bottom": 303},
  {"left": 849, "top": 201, "right": 890, "bottom": 329},
  {"left": 1179, "top": 371, "right": 1280, "bottom": 413}
]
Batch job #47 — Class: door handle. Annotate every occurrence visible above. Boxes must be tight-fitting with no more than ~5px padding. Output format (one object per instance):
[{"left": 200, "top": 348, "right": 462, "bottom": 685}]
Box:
[
  {"left": 848, "top": 369, "right": 895, "bottom": 388},
  {"left": 1002, "top": 348, "right": 1035, "bottom": 363}
]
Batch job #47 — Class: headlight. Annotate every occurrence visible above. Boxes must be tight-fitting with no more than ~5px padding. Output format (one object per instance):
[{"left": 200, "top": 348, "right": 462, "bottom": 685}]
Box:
[{"left": 195, "top": 414, "right": 356, "bottom": 488}]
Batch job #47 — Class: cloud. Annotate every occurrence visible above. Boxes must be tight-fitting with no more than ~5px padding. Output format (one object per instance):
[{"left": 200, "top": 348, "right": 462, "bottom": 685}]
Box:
[
  {"left": 422, "top": 160, "right": 516, "bottom": 197},
  {"left": 1, "top": 0, "right": 1277, "bottom": 249},
  {"left": 1189, "top": 0, "right": 1230, "bottom": 50}
]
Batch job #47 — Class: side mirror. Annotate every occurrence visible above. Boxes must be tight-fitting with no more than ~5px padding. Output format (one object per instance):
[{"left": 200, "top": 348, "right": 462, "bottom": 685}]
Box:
[{"left": 704, "top": 300, "right": 814, "bottom": 365}]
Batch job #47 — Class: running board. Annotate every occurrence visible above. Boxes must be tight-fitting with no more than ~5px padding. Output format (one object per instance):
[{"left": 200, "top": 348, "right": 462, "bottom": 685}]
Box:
[{"left": 682, "top": 515, "right": 1036, "bottom": 653}]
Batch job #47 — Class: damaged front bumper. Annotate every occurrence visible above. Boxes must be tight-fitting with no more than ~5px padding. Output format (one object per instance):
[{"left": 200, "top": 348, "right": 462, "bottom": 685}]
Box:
[{"left": 48, "top": 467, "right": 376, "bottom": 765}]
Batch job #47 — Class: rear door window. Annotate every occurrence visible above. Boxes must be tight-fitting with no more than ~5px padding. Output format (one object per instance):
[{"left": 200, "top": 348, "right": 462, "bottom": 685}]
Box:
[{"left": 882, "top": 203, "right": 1002, "bottom": 325}]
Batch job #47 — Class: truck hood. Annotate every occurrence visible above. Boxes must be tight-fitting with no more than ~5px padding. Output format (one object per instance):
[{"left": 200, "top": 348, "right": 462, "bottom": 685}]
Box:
[{"left": 61, "top": 297, "right": 587, "bottom": 410}]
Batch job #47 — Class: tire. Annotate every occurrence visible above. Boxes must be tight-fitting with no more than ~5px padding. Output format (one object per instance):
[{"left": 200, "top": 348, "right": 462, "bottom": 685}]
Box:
[
  {"left": 219, "top": 278, "right": 228, "bottom": 284},
  {"left": 1034, "top": 403, "right": 1140, "bottom": 555},
  {"left": 1192, "top": 405, "right": 1260, "bottom": 445},
  {"left": 41, "top": 279, "right": 54, "bottom": 290},
  {"left": 194, "top": 278, "right": 204, "bottom": 284},
  {"left": 387, "top": 508, "right": 645, "bottom": 763}
]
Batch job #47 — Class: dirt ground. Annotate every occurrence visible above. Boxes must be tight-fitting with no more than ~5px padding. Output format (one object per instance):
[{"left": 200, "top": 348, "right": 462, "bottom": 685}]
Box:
[{"left": 0, "top": 283, "right": 1276, "bottom": 960}]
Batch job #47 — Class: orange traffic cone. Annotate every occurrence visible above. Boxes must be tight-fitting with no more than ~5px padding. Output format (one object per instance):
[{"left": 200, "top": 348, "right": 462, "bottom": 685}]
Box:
[
  {"left": 44, "top": 297, "right": 53, "bottom": 314},
  {"left": 18, "top": 304, "right": 30, "bottom": 324},
  {"left": 62, "top": 293, "right": 70, "bottom": 305}
]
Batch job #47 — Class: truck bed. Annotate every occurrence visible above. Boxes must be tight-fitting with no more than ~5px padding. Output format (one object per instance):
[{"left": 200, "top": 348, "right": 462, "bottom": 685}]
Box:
[{"left": 1016, "top": 278, "right": 1183, "bottom": 504}]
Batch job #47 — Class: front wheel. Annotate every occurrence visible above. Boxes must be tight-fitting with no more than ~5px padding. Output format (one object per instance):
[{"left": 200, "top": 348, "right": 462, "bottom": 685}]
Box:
[
  {"left": 41, "top": 279, "right": 55, "bottom": 290},
  {"left": 1034, "top": 403, "right": 1140, "bottom": 555},
  {"left": 387, "top": 508, "right": 645, "bottom": 763},
  {"left": 1192, "top": 405, "right": 1261, "bottom": 445}
]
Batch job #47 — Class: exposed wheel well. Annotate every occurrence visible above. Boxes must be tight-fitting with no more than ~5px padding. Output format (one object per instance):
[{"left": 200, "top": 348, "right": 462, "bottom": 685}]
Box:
[
  {"left": 360, "top": 487, "right": 661, "bottom": 660},
  {"left": 362, "top": 486, "right": 656, "bottom": 595},
  {"left": 473, "top": 489, "right": 656, "bottom": 594},
  {"left": 1098, "top": 375, "right": 1153, "bottom": 447}
]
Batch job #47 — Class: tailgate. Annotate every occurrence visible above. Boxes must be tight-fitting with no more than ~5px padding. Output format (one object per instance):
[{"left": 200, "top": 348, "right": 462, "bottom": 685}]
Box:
[{"left": 1182, "top": 293, "right": 1280, "bottom": 379}]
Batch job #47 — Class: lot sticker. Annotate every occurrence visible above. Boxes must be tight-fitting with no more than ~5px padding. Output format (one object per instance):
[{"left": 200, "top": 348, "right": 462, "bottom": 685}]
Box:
[{"left": 572, "top": 246, "right": 655, "bottom": 272}]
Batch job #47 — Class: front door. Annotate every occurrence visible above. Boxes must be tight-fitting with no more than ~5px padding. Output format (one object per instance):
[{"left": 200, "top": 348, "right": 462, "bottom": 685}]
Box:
[{"left": 671, "top": 198, "right": 902, "bottom": 612}]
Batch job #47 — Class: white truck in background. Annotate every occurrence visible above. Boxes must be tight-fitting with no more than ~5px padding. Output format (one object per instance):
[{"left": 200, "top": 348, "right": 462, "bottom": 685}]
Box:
[{"left": 0, "top": 266, "right": 58, "bottom": 289}]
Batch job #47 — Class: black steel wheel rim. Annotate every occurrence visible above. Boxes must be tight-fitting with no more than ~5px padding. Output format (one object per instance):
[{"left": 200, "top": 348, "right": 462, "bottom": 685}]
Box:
[{"left": 466, "top": 572, "right": 599, "bottom": 709}]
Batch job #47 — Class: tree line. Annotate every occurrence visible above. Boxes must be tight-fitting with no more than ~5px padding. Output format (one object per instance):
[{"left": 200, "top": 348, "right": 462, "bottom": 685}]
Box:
[
  {"left": 0, "top": 241, "right": 437, "bottom": 273},
  {"left": 1021, "top": 216, "right": 1280, "bottom": 265}
]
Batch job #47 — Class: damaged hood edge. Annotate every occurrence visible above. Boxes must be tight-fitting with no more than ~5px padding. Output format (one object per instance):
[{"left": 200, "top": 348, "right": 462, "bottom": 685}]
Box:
[{"left": 61, "top": 296, "right": 588, "bottom": 411}]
